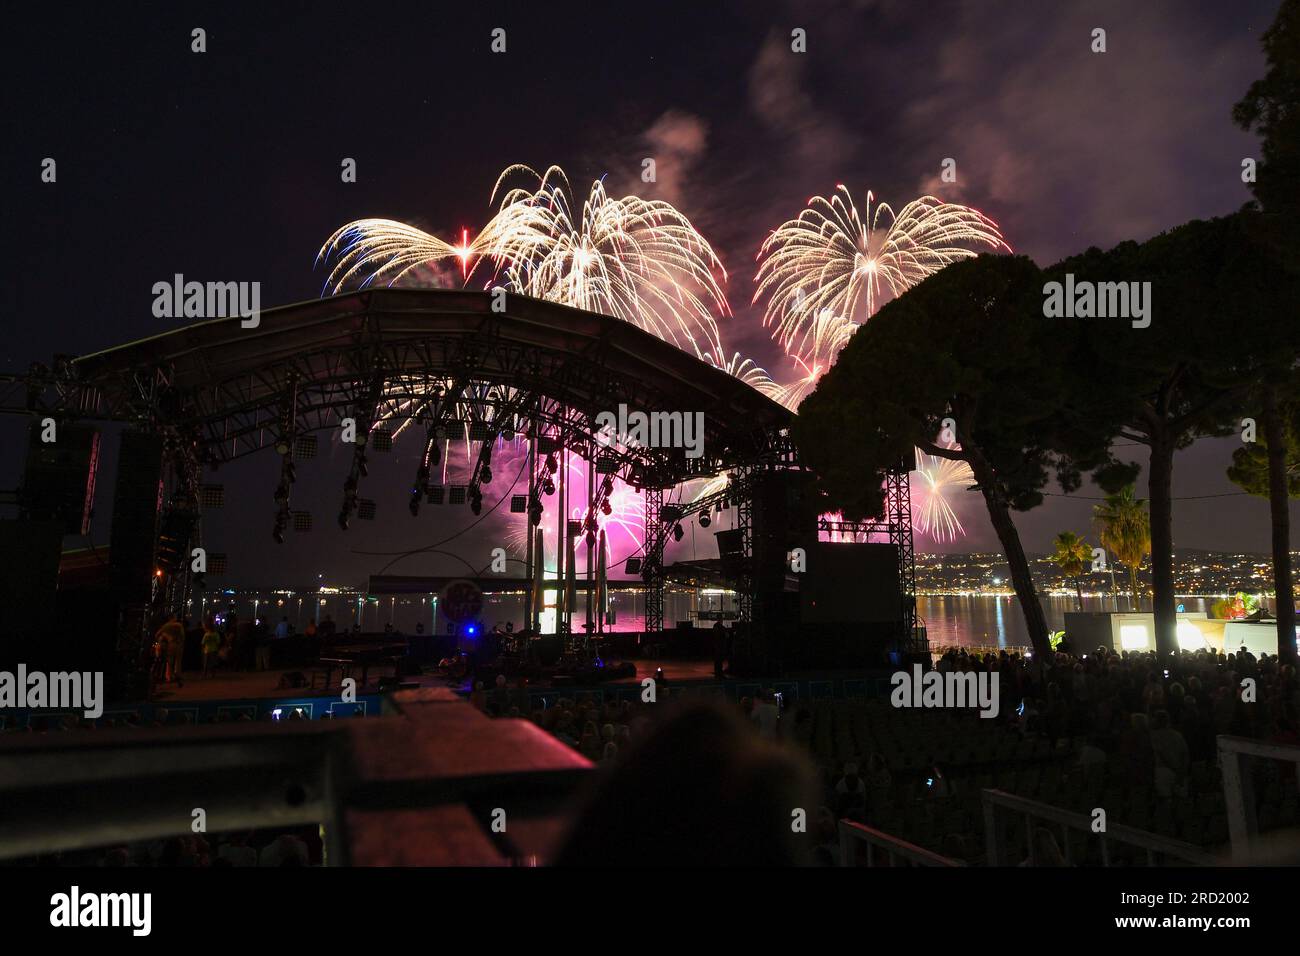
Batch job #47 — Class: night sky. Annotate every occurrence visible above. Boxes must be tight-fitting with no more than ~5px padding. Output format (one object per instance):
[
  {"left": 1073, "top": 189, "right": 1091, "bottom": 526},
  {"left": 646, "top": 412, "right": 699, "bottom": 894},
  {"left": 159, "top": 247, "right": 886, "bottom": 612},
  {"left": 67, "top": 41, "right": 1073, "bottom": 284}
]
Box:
[{"left": 3, "top": 1, "right": 1295, "bottom": 587}]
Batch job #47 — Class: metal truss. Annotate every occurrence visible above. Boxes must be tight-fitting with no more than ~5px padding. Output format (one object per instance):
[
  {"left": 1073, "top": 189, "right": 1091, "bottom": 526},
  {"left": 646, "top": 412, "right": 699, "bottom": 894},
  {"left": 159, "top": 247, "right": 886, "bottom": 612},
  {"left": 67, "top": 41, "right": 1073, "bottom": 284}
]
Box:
[{"left": 642, "top": 487, "right": 665, "bottom": 633}]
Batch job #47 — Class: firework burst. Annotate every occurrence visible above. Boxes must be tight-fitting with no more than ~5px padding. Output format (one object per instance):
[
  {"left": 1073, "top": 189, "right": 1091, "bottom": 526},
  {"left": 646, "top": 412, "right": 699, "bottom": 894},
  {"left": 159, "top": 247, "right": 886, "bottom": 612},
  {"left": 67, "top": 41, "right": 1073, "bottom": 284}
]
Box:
[
  {"left": 913, "top": 447, "right": 973, "bottom": 542},
  {"left": 702, "top": 350, "right": 782, "bottom": 401},
  {"left": 482, "top": 165, "right": 728, "bottom": 357},
  {"left": 316, "top": 220, "right": 477, "bottom": 295},
  {"left": 316, "top": 165, "right": 731, "bottom": 360},
  {"left": 754, "top": 186, "right": 1008, "bottom": 358}
]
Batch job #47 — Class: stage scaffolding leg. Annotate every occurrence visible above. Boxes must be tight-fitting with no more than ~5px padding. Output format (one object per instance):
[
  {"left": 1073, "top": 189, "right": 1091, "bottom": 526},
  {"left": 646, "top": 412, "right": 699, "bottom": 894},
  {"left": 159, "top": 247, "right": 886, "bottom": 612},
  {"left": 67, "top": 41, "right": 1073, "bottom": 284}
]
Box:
[
  {"left": 643, "top": 487, "right": 664, "bottom": 633},
  {"left": 735, "top": 486, "right": 753, "bottom": 627},
  {"left": 885, "top": 464, "right": 922, "bottom": 655},
  {"left": 525, "top": 426, "right": 536, "bottom": 630}
]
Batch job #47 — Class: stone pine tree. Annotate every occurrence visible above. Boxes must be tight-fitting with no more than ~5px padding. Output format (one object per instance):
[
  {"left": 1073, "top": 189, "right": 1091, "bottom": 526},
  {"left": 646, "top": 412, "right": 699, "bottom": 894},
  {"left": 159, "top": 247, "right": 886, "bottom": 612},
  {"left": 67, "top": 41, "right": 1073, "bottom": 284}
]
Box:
[
  {"left": 1047, "top": 214, "right": 1293, "bottom": 659},
  {"left": 1233, "top": 0, "right": 1300, "bottom": 663},
  {"left": 794, "top": 255, "right": 1110, "bottom": 659}
]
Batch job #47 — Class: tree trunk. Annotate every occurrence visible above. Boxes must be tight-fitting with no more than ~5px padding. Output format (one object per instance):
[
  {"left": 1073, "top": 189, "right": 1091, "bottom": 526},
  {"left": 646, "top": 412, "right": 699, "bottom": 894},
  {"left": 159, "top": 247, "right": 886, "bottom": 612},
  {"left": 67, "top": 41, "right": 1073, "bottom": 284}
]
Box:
[
  {"left": 1148, "top": 433, "right": 1177, "bottom": 659},
  {"left": 1263, "top": 388, "right": 1297, "bottom": 665},
  {"left": 967, "top": 449, "right": 1051, "bottom": 657},
  {"left": 1129, "top": 566, "right": 1141, "bottom": 612},
  {"left": 1075, "top": 578, "right": 1084, "bottom": 611}
]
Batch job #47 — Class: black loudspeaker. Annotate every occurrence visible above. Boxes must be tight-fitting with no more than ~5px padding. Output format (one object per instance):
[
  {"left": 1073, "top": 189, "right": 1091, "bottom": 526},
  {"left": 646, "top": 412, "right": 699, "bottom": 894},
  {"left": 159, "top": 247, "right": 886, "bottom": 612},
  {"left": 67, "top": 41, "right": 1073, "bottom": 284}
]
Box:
[
  {"left": 0, "top": 519, "right": 63, "bottom": 663},
  {"left": 22, "top": 422, "right": 101, "bottom": 535},
  {"left": 715, "top": 529, "right": 745, "bottom": 578},
  {"left": 109, "top": 432, "right": 164, "bottom": 604}
]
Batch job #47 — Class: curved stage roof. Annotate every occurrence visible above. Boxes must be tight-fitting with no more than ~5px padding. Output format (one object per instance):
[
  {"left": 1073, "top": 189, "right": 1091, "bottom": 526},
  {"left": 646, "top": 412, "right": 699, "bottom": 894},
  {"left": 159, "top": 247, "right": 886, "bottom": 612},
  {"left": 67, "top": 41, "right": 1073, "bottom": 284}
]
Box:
[{"left": 46, "top": 289, "right": 794, "bottom": 483}]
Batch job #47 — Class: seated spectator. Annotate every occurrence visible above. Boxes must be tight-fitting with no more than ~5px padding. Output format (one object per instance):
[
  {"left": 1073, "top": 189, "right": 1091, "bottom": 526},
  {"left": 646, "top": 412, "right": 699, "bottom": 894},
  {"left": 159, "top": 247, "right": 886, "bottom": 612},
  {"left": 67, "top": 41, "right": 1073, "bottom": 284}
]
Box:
[
  {"left": 834, "top": 762, "right": 868, "bottom": 818},
  {"left": 259, "top": 834, "right": 310, "bottom": 867},
  {"left": 1149, "top": 709, "right": 1189, "bottom": 797},
  {"left": 554, "top": 701, "right": 818, "bottom": 866}
]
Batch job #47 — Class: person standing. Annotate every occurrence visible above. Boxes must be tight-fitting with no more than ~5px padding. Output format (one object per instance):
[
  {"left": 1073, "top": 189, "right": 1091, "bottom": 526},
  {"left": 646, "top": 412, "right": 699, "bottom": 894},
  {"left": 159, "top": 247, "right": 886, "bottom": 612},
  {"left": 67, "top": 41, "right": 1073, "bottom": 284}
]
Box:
[
  {"left": 201, "top": 618, "right": 221, "bottom": 677},
  {"left": 712, "top": 619, "right": 727, "bottom": 679},
  {"left": 155, "top": 615, "right": 185, "bottom": 686}
]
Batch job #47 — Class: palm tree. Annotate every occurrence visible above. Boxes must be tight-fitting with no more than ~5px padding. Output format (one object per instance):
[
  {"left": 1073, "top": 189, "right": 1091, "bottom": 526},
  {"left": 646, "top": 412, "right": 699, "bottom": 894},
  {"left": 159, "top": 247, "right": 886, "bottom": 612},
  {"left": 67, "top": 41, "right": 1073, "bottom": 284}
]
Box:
[
  {"left": 1050, "top": 531, "right": 1092, "bottom": 610},
  {"left": 1093, "top": 485, "right": 1151, "bottom": 612}
]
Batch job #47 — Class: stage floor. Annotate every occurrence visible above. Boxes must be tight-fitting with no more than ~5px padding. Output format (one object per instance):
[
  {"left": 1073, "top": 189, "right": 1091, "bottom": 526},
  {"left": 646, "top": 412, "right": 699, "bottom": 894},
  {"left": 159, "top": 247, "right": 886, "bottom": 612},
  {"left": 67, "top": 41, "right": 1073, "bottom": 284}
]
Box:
[
  {"left": 152, "top": 659, "right": 722, "bottom": 703},
  {"left": 152, "top": 655, "right": 890, "bottom": 704}
]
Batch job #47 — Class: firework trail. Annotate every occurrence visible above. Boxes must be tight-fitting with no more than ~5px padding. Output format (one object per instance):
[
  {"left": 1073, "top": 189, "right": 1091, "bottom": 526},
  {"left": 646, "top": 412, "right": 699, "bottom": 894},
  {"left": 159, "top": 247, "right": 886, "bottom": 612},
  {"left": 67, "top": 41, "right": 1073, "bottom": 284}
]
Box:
[
  {"left": 482, "top": 165, "right": 728, "bottom": 358},
  {"left": 505, "top": 457, "right": 645, "bottom": 566},
  {"left": 316, "top": 221, "right": 477, "bottom": 295},
  {"left": 754, "top": 186, "right": 1008, "bottom": 360},
  {"left": 316, "top": 165, "right": 731, "bottom": 361},
  {"left": 913, "top": 447, "right": 973, "bottom": 542},
  {"left": 702, "top": 350, "right": 782, "bottom": 401}
]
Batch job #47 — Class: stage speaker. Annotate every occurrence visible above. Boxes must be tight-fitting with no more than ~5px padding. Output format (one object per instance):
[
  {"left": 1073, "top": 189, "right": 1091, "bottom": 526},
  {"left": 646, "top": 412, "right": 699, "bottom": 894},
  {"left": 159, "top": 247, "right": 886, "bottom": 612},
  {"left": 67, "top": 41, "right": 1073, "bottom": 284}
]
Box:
[
  {"left": 109, "top": 431, "right": 164, "bottom": 604},
  {"left": 22, "top": 422, "right": 101, "bottom": 535},
  {"left": 0, "top": 519, "right": 62, "bottom": 661},
  {"left": 715, "top": 528, "right": 745, "bottom": 578}
]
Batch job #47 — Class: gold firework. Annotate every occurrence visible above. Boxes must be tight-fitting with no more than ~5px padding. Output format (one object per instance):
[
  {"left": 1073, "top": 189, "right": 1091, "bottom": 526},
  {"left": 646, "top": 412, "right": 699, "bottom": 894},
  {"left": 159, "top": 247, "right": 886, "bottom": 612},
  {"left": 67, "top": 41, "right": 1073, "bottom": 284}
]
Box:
[
  {"left": 754, "top": 186, "right": 1008, "bottom": 356},
  {"left": 482, "top": 165, "right": 728, "bottom": 358}
]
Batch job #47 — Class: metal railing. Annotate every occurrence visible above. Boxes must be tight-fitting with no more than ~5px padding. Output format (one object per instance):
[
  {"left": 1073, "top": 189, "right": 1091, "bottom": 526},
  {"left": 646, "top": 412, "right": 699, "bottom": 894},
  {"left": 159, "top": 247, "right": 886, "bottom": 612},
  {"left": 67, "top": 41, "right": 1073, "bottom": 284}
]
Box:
[
  {"left": 980, "top": 788, "right": 1218, "bottom": 866},
  {"left": 838, "top": 819, "right": 964, "bottom": 867},
  {"left": 0, "top": 688, "right": 590, "bottom": 866},
  {"left": 1217, "top": 734, "right": 1300, "bottom": 864}
]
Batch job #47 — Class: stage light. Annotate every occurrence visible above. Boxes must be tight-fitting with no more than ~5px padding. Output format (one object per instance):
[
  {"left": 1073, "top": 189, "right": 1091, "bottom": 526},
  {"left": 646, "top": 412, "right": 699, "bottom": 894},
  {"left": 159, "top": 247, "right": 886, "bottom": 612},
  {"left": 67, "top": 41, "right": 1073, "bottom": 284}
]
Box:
[
  {"left": 292, "top": 511, "right": 312, "bottom": 532},
  {"left": 338, "top": 512, "right": 350, "bottom": 531},
  {"left": 200, "top": 485, "right": 225, "bottom": 509},
  {"left": 357, "top": 499, "right": 376, "bottom": 521},
  {"left": 294, "top": 435, "right": 318, "bottom": 460},
  {"left": 529, "top": 503, "right": 543, "bottom": 526},
  {"left": 625, "top": 558, "right": 642, "bottom": 574},
  {"left": 275, "top": 438, "right": 290, "bottom": 456},
  {"left": 600, "top": 500, "right": 612, "bottom": 516},
  {"left": 510, "top": 494, "right": 527, "bottom": 513},
  {"left": 698, "top": 512, "right": 711, "bottom": 528},
  {"left": 543, "top": 478, "right": 555, "bottom": 496},
  {"left": 480, "top": 465, "right": 492, "bottom": 485},
  {"left": 546, "top": 453, "right": 558, "bottom": 474},
  {"left": 370, "top": 428, "right": 393, "bottom": 452},
  {"left": 672, "top": 524, "right": 684, "bottom": 542}
]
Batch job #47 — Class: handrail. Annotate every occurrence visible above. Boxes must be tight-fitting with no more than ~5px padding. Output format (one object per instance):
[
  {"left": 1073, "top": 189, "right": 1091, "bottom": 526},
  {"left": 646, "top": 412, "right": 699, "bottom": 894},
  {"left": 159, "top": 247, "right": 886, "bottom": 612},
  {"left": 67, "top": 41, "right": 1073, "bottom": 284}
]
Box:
[
  {"left": 1217, "top": 734, "right": 1300, "bottom": 863},
  {"left": 838, "top": 819, "right": 964, "bottom": 867},
  {"left": 981, "top": 788, "right": 1218, "bottom": 866},
  {"left": 0, "top": 688, "right": 590, "bottom": 866}
]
